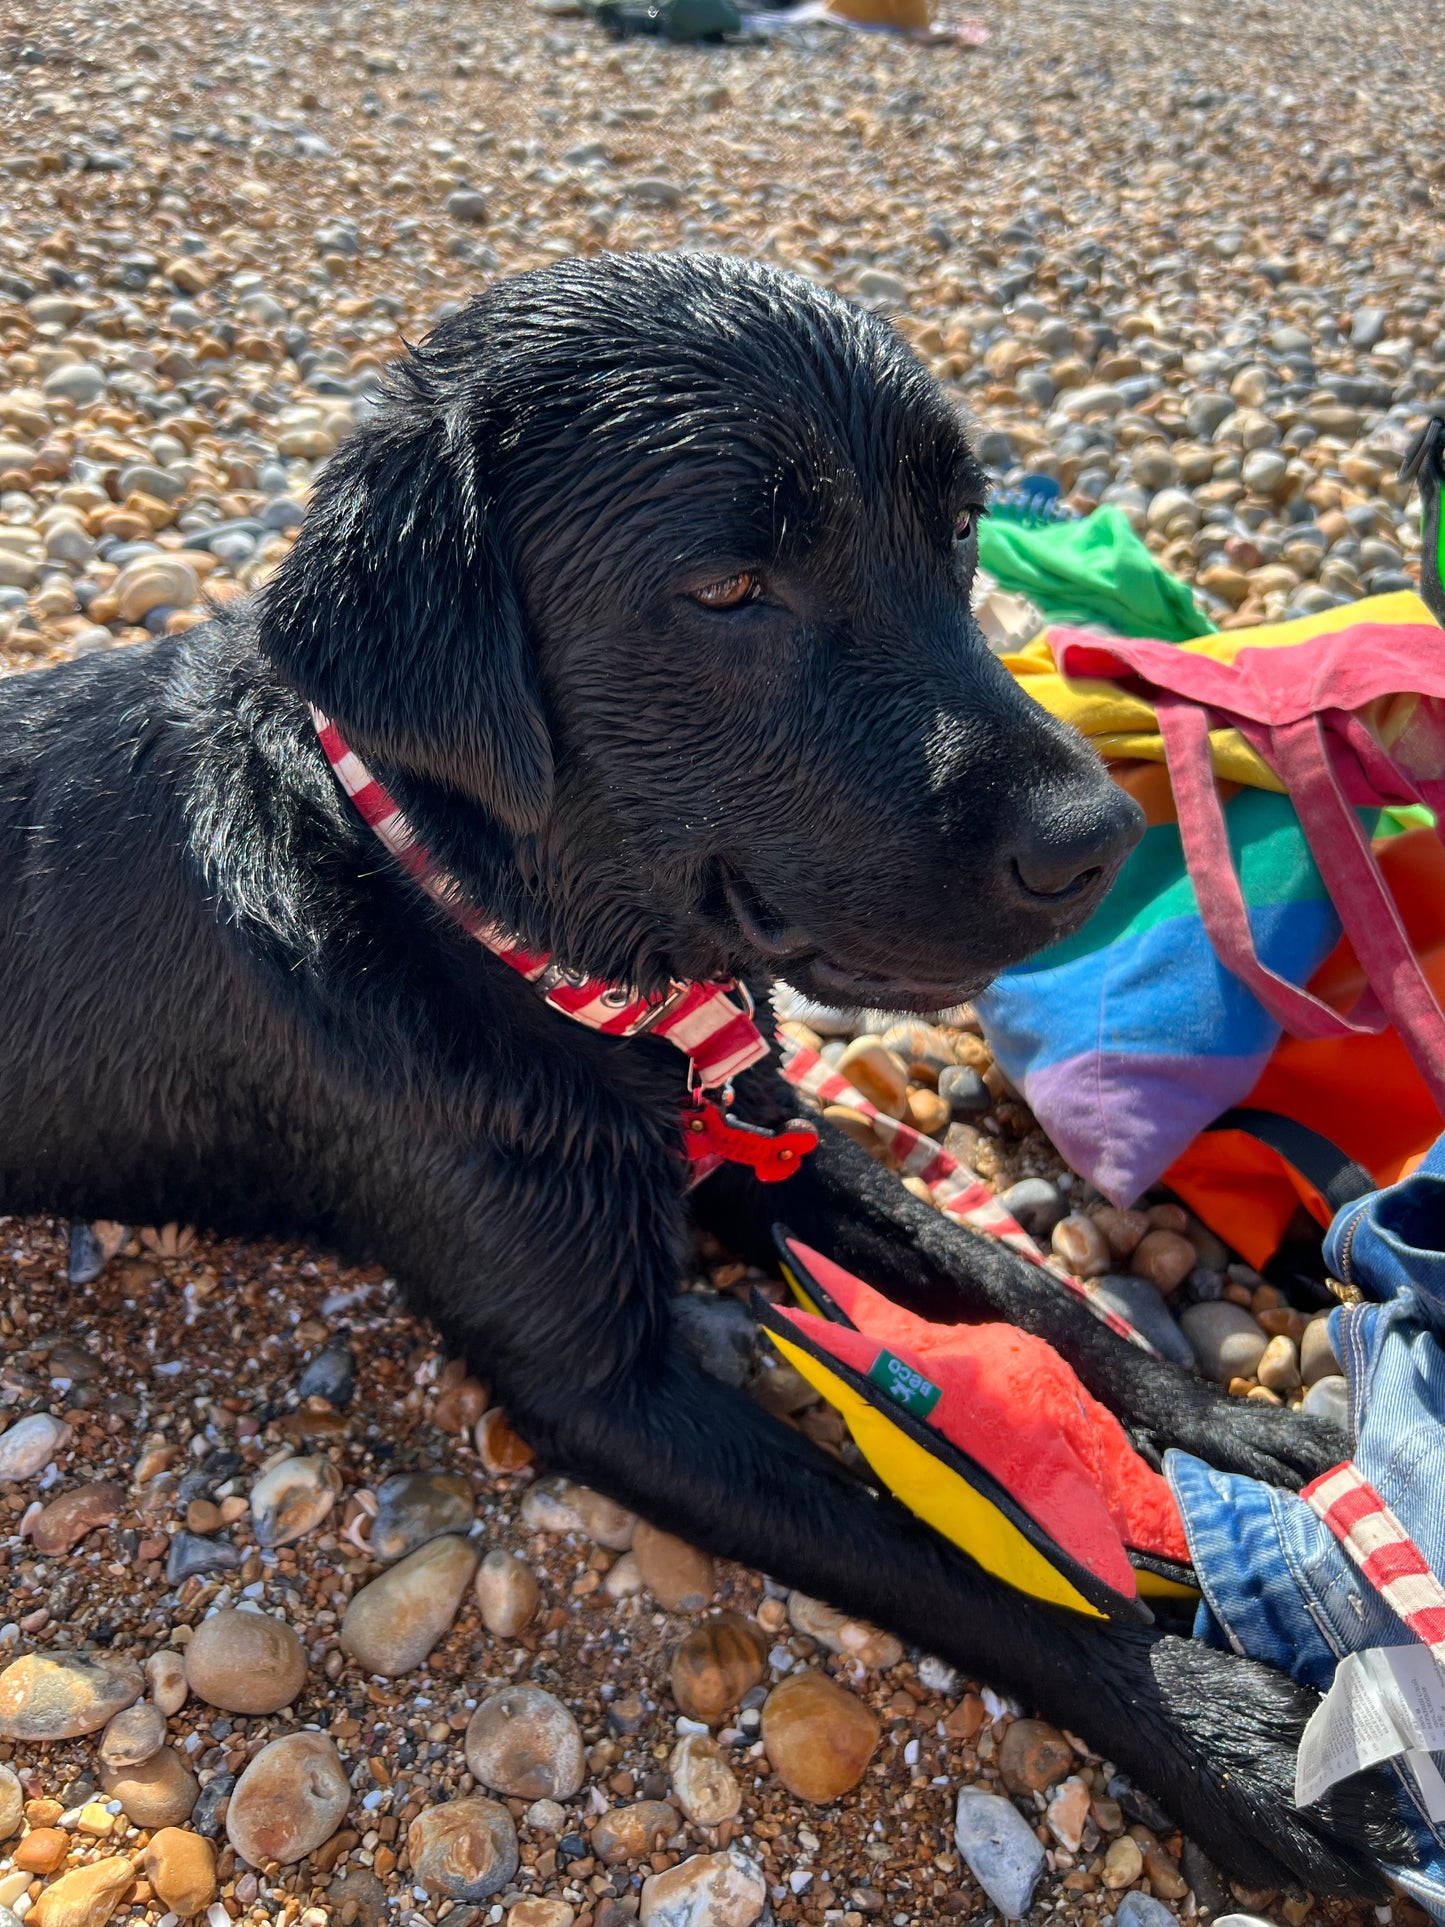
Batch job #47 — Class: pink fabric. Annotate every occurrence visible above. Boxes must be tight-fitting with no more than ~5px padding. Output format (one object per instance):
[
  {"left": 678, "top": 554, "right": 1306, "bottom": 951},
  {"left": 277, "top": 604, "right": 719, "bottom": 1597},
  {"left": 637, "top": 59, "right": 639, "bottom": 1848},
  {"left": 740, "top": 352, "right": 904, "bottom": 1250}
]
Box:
[{"left": 1051, "top": 623, "right": 1445, "bottom": 1114}]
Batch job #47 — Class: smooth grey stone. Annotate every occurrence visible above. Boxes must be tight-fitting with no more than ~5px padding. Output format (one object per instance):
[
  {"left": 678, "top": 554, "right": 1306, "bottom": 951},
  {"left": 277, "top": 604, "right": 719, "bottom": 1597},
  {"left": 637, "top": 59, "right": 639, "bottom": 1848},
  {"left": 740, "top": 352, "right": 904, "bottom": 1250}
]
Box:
[
  {"left": 1302, "top": 1375, "right": 1351, "bottom": 1430},
  {"left": 1116, "top": 1896, "right": 1177, "bottom": 1927},
  {"left": 261, "top": 497, "right": 305, "bottom": 532},
  {"left": 68, "top": 1222, "right": 108, "bottom": 1285},
  {"left": 166, "top": 1531, "right": 241, "bottom": 1584},
  {"left": 997, "top": 1178, "right": 1068, "bottom": 1241},
  {"left": 938, "top": 1064, "right": 990, "bottom": 1117},
  {"left": 42, "top": 361, "right": 107, "bottom": 404},
  {"left": 297, "top": 1336, "right": 355, "bottom": 1406},
  {"left": 954, "top": 1788, "right": 1046, "bottom": 1919},
  {"left": 1179, "top": 1839, "right": 1230, "bottom": 1913},
  {"left": 1091, "top": 1275, "right": 1195, "bottom": 1368},
  {"left": 445, "top": 189, "right": 489, "bottom": 224},
  {"left": 370, "top": 1470, "right": 474, "bottom": 1561},
  {"left": 119, "top": 462, "right": 188, "bottom": 503},
  {"left": 1180, "top": 1302, "right": 1268, "bottom": 1384},
  {"left": 1349, "top": 306, "right": 1388, "bottom": 349}
]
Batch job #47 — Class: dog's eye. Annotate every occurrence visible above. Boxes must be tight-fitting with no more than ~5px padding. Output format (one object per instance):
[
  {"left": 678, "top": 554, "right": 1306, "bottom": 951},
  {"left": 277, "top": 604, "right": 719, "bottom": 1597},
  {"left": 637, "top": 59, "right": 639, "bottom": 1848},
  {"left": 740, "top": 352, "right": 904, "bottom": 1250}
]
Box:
[
  {"left": 692, "top": 572, "right": 761, "bottom": 610},
  {"left": 954, "top": 509, "right": 979, "bottom": 544}
]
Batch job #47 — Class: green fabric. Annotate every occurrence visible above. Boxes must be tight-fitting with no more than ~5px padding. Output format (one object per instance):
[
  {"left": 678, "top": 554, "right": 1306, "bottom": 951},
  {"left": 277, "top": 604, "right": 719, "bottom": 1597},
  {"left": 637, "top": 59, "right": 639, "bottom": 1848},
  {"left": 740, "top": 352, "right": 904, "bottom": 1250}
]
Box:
[
  {"left": 977, "top": 505, "right": 1217, "bottom": 643},
  {"left": 659, "top": 0, "right": 741, "bottom": 36}
]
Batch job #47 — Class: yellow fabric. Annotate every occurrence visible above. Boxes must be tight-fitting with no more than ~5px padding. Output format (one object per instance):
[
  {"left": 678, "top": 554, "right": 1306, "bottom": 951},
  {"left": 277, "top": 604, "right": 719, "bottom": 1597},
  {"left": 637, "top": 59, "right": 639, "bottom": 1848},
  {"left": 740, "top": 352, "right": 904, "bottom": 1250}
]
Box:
[
  {"left": 1135, "top": 1567, "right": 1201, "bottom": 1602},
  {"left": 768, "top": 1331, "right": 1107, "bottom": 1619},
  {"left": 1002, "top": 591, "right": 1436, "bottom": 794}
]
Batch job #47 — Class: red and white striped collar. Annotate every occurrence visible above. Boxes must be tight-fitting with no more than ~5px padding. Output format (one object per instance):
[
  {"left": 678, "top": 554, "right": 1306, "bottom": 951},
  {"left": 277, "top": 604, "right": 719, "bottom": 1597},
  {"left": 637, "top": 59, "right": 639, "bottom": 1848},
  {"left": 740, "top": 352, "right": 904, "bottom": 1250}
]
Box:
[{"left": 310, "top": 708, "right": 770, "bottom": 1093}]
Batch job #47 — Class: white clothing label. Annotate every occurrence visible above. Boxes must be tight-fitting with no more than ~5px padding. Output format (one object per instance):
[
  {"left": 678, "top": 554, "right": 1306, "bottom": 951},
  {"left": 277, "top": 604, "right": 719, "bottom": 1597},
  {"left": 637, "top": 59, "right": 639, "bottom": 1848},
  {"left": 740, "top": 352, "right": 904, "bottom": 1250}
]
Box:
[{"left": 1296, "top": 1646, "right": 1445, "bottom": 1812}]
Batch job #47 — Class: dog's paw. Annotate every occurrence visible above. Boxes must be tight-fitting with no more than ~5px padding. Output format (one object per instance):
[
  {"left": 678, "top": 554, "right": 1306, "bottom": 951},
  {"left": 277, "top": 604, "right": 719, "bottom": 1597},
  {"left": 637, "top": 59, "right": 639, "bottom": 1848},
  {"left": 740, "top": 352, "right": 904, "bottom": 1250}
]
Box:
[
  {"left": 1139, "top": 1637, "right": 1409, "bottom": 1898},
  {"left": 1129, "top": 1376, "right": 1346, "bottom": 1489}
]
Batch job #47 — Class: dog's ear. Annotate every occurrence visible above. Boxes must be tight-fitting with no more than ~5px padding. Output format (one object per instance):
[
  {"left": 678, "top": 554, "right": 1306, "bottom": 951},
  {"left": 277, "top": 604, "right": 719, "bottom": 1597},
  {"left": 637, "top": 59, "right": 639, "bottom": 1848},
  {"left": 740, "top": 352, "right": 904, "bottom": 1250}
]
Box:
[{"left": 258, "top": 391, "right": 553, "bottom": 835}]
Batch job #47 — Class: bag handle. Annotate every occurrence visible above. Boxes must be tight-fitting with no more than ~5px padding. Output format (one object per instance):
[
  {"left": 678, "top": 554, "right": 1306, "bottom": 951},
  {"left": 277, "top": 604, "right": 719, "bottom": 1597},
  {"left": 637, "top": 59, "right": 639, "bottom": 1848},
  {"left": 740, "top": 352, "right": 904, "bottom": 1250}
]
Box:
[
  {"left": 1157, "top": 695, "right": 1445, "bottom": 1116},
  {"left": 1205, "top": 1106, "right": 1375, "bottom": 1212},
  {"left": 1153, "top": 697, "right": 1383, "bottom": 1041}
]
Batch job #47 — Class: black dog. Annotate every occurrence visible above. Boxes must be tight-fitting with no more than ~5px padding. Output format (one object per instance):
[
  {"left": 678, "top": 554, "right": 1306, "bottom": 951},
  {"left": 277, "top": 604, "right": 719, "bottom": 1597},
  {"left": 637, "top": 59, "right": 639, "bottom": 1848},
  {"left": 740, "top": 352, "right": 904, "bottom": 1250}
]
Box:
[{"left": 0, "top": 254, "right": 1401, "bottom": 1894}]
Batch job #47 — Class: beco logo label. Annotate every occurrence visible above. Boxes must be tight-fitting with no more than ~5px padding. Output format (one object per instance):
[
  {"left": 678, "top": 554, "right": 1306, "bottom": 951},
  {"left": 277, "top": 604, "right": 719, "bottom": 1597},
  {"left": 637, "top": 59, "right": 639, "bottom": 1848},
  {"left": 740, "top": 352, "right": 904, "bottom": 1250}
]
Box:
[{"left": 867, "top": 1349, "right": 942, "bottom": 1419}]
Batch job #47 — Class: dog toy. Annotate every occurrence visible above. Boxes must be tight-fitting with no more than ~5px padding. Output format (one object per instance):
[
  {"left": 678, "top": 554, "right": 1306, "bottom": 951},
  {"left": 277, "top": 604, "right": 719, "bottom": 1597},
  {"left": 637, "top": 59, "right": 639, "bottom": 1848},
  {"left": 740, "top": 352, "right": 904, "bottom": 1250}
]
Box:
[{"left": 756, "top": 1231, "right": 1196, "bottom": 1619}]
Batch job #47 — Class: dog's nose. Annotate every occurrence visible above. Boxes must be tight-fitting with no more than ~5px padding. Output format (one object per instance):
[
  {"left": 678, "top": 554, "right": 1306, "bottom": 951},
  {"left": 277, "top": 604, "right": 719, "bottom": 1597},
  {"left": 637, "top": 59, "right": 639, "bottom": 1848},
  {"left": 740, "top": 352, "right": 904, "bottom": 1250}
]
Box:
[{"left": 1009, "top": 785, "right": 1143, "bottom": 903}]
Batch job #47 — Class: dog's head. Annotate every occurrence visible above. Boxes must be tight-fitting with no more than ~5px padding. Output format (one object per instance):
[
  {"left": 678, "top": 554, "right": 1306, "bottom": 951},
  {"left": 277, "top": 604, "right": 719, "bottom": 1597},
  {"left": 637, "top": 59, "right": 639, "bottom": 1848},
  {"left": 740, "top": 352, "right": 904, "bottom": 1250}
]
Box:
[{"left": 261, "top": 252, "right": 1141, "bottom": 1008}]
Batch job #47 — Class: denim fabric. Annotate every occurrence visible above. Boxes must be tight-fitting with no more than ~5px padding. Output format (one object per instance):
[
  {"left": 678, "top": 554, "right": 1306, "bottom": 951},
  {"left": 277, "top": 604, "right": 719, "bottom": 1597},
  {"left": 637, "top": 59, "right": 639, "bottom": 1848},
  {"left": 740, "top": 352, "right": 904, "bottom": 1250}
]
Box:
[{"left": 1167, "top": 1130, "right": 1445, "bottom": 1917}]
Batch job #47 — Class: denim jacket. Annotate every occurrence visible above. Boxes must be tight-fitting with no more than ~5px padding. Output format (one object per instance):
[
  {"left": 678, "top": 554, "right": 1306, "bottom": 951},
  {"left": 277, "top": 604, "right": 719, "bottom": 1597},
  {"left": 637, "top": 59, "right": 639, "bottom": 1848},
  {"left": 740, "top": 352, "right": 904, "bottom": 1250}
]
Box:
[{"left": 1166, "top": 1130, "right": 1445, "bottom": 1917}]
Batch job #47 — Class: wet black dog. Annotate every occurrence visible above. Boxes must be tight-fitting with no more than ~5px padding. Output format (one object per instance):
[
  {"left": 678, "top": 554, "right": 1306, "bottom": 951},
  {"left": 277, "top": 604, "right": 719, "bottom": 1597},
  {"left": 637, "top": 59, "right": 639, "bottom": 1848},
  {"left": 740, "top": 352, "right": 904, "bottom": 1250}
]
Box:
[{"left": 0, "top": 254, "right": 1401, "bottom": 1893}]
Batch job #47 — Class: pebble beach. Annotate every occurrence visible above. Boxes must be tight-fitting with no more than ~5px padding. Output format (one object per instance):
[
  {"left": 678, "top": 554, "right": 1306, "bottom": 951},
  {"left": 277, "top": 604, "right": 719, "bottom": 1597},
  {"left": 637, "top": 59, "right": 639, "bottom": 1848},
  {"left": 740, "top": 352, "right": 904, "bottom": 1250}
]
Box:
[{"left": 1, "top": 2, "right": 1442, "bottom": 1927}]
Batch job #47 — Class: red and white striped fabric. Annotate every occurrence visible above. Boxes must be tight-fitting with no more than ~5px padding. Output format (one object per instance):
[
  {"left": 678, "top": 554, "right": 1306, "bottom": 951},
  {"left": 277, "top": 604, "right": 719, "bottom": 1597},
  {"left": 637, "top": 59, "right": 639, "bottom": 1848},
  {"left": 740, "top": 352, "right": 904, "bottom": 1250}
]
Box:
[
  {"left": 1302, "top": 1461, "right": 1445, "bottom": 1661},
  {"left": 312, "top": 710, "right": 769, "bottom": 1091},
  {"left": 781, "top": 1043, "right": 1160, "bottom": 1356}
]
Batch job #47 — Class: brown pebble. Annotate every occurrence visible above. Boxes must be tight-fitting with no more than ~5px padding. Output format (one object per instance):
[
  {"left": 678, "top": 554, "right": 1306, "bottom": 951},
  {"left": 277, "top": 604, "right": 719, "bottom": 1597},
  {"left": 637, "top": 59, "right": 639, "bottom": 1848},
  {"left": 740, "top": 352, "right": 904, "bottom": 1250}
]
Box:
[
  {"left": 143, "top": 1828, "right": 218, "bottom": 1918},
  {"left": 1130, "top": 1229, "right": 1197, "bottom": 1292},
  {"left": 670, "top": 1612, "right": 767, "bottom": 1724},
  {"left": 31, "top": 1855, "right": 135, "bottom": 1927},
  {"left": 99, "top": 1700, "right": 167, "bottom": 1769},
  {"left": 632, "top": 1520, "right": 715, "bottom": 1611},
  {"left": 475, "top": 1407, "right": 536, "bottom": 1475},
  {"left": 15, "top": 1826, "right": 70, "bottom": 1873},
  {"left": 997, "top": 1717, "right": 1075, "bottom": 1794},
  {"left": 464, "top": 1684, "right": 585, "bottom": 1800},
  {"left": 226, "top": 1730, "right": 351, "bottom": 1866},
  {"left": 30, "top": 1480, "right": 126, "bottom": 1554},
  {"left": 407, "top": 1796, "right": 519, "bottom": 1901},
  {"left": 1091, "top": 1207, "right": 1149, "bottom": 1259},
  {"left": 592, "top": 1800, "right": 678, "bottom": 1865},
  {"left": 1257, "top": 1333, "right": 1302, "bottom": 1391},
  {"left": 184, "top": 1607, "right": 308, "bottom": 1714},
  {"left": 669, "top": 1732, "right": 741, "bottom": 1825},
  {"left": 101, "top": 1745, "right": 199, "bottom": 1827},
  {"left": 761, "top": 1669, "right": 880, "bottom": 1803},
  {"left": 475, "top": 1548, "right": 540, "bottom": 1637}
]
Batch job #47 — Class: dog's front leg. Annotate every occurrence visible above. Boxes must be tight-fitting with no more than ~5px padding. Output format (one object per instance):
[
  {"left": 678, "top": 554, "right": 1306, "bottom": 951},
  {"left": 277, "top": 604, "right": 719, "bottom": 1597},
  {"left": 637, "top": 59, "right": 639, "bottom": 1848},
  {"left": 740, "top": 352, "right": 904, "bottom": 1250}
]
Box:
[
  {"left": 698, "top": 1078, "right": 1343, "bottom": 1490},
  {"left": 493, "top": 1324, "right": 1399, "bottom": 1900}
]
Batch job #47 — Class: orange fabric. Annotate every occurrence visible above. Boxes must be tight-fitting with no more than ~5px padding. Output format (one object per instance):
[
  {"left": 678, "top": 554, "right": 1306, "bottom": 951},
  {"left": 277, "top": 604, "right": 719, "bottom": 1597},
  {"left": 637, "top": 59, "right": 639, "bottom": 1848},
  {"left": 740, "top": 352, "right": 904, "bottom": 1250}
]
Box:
[
  {"left": 780, "top": 1241, "right": 1188, "bottom": 1569},
  {"left": 824, "top": 0, "right": 930, "bottom": 25},
  {"left": 1166, "top": 827, "right": 1445, "bottom": 1265}
]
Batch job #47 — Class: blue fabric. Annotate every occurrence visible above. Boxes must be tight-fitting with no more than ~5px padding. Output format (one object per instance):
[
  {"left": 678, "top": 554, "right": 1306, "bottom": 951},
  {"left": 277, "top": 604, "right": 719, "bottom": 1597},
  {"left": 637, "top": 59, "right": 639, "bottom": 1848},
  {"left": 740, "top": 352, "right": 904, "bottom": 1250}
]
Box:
[{"left": 1167, "top": 1130, "right": 1445, "bottom": 1917}]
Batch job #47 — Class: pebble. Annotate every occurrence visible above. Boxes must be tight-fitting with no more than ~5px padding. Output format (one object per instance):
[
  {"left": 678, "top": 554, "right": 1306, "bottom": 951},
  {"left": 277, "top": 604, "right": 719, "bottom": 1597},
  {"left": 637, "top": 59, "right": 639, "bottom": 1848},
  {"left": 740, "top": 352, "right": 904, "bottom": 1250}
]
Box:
[
  {"left": 143, "top": 1829, "right": 217, "bottom": 1918},
  {"left": 100, "top": 1746, "right": 199, "bottom": 1827},
  {"left": 592, "top": 1801, "right": 677, "bottom": 1865},
  {"left": 1050, "top": 1214, "right": 1109, "bottom": 1279},
  {"left": 670, "top": 1612, "right": 768, "bottom": 1724},
  {"left": 997, "top": 1178, "right": 1068, "bottom": 1241},
  {"left": 248, "top": 1453, "right": 341, "bottom": 1546},
  {"left": 226, "top": 1731, "right": 351, "bottom": 1866},
  {"left": 669, "top": 1732, "right": 741, "bottom": 1825},
  {"left": 786, "top": 1592, "right": 903, "bottom": 1670},
  {"left": 296, "top": 1335, "right": 356, "bottom": 1406},
  {"left": 507, "top": 1905, "right": 575, "bottom": 1927},
  {"left": 474, "top": 1548, "right": 541, "bottom": 1636},
  {"left": 1257, "top": 1332, "right": 1302, "bottom": 1391},
  {"left": 639, "top": 1849, "right": 767, "bottom": 1927},
  {"left": 184, "top": 1607, "right": 308, "bottom": 1713},
  {"left": 1180, "top": 1301, "right": 1270, "bottom": 1385},
  {"left": 30, "top": 1479, "right": 124, "bottom": 1553},
  {"left": 15, "top": 1829, "right": 68, "bottom": 1875},
  {"left": 673, "top": 1292, "right": 756, "bottom": 1388},
  {"left": 340, "top": 1532, "right": 478, "bottom": 1676},
  {"left": 0, "top": 1765, "right": 21, "bottom": 1840},
  {"left": 1045, "top": 1774, "right": 1091, "bottom": 1852},
  {"left": 837, "top": 1036, "right": 909, "bottom": 1114},
  {"left": 631, "top": 1521, "right": 715, "bottom": 1611},
  {"left": 1301, "top": 1315, "right": 1340, "bottom": 1385},
  {"left": 464, "top": 1684, "right": 585, "bottom": 1800},
  {"left": 144, "top": 1649, "right": 188, "bottom": 1716},
  {"left": 99, "top": 1700, "right": 167, "bottom": 1768},
  {"left": 761, "top": 1670, "right": 880, "bottom": 1803},
  {"left": 407, "top": 1797, "right": 520, "bottom": 1900},
  {"left": 475, "top": 1406, "right": 536, "bottom": 1474},
  {"left": 30, "top": 1857, "right": 134, "bottom": 1927},
  {"left": 0, "top": 1414, "right": 71, "bottom": 1479},
  {"left": 1100, "top": 1833, "right": 1145, "bottom": 1887},
  {"left": 1089, "top": 1275, "right": 1195, "bottom": 1367},
  {"left": 1303, "top": 1374, "right": 1352, "bottom": 1428},
  {"left": 997, "top": 1717, "right": 1074, "bottom": 1794},
  {"left": 368, "top": 1469, "right": 474, "bottom": 1561},
  {"left": 1130, "top": 1229, "right": 1198, "bottom": 1293},
  {"left": 1116, "top": 1894, "right": 1179, "bottom": 1927},
  {"left": 0, "top": 1650, "right": 142, "bottom": 1740},
  {"left": 954, "top": 1788, "right": 1047, "bottom": 1919}
]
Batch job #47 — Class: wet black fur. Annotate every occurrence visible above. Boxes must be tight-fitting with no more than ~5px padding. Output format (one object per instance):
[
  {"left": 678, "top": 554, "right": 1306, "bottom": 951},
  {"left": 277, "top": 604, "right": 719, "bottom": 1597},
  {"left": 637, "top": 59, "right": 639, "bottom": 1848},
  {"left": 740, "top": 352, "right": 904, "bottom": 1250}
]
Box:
[{"left": 0, "top": 255, "right": 1406, "bottom": 1893}]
